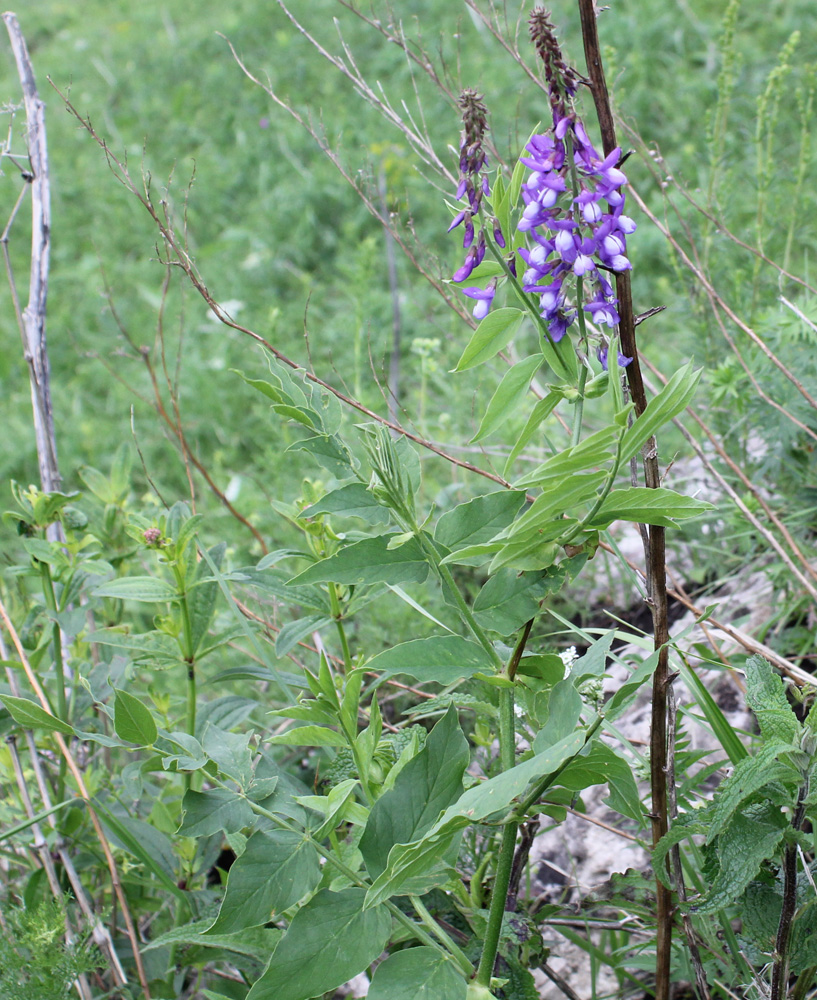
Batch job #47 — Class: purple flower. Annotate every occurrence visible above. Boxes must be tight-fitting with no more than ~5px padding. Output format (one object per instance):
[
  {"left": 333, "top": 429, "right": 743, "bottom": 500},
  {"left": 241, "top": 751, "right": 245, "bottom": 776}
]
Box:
[
  {"left": 597, "top": 344, "right": 632, "bottom": 370},
  {"left": 462, "top": 279, "right": 497, "bottom": 320}
]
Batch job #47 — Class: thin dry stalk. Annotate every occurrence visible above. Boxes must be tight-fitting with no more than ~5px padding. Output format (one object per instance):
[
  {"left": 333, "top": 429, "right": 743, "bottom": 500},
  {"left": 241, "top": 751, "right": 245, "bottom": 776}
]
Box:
[
  {"left": 0, "top": 597, "right": 151, "bottom": 998},
  {"left": 2, "top": 13, "right": 62, "bottom": 504}
]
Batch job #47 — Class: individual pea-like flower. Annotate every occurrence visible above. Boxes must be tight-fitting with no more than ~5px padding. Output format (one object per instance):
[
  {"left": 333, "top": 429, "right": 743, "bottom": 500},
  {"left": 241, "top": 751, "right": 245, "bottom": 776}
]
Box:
[{"left": 462, "top": 279, "right": 497, "bottom": 320}]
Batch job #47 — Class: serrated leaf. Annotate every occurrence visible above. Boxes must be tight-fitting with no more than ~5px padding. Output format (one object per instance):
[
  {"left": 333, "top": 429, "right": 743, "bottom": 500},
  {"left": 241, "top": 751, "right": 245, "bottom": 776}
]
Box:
[
  {"left": 92, "top": 576, "right": 179, "bottom": 602},
  {"left": 1, "top": 695, "right": 74, "bottom": 735},
  {"left": 586, "top": 486, "right": 714, "bottom": 529},
  {"left": 365, "top": 636, "right": 495, "bottom": 686},
  {"left": 290, "top": 535, "right": 429, "bottom": 587},
  {"left": 695, "top": 801, "right": 788, "bottom": 914},
  {"left": 453, "top": 308, "right": 525, "bottom": 371},
  {"left": 472, "top": 354, "right": 542, "bottom": 442},
  {"left": 744, "top": 654, "right": 802, "bottom": 745},
  {"left": 209, "top": 830, "right": 321, "bottom": 933},
  {"left": 367, "top": 947, "right": 467, "bottom": 1000},
  {"left": 246, "top": 888, "right": 391, "bottom": 1000},
  {"left": 113, "top": 688, "right": 158, "bottom": 745},
  {"left": 178, "top": 788, "right": 254, "bottom": 837}
]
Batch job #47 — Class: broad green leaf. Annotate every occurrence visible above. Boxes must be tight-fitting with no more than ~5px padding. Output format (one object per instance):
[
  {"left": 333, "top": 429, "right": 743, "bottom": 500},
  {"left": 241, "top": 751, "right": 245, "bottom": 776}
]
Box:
[
  {"left": 22, "top": 538, "right": 68, "bottom": 568},
  {"left": 744, "top": 654, "right": 801, "bottom": 745},
  {"left": 209, "top": 830, "right": 321, "bottom": 933},
  {"left": 202, "top": 725, "right": 253, "bottom": 788},
  {"left": 365, "top": 636, "right": 495, "bottom": 686},
  {"left": 453, "top": 308, "right": 525, "bottom": 371},
  {"left": 604, "top": 649, "right": 660, "bottom": 721},
  {"left": 287, "top": 433, "right": 356, "bottom": 478},
  {"left": 360, "top": 707, "right": 469, "bottom": 879},
  {"left": 472, "top": 354, "right": 542, "bottom": 442},
  {"left": 92, "top": 576, "right": 179, "bottom": 602},
  {"left": 435, "top": 491, "right": 526, "bottom": 556},
  {"left": 268, "top": 725, "right": 347, "bottom": 747},
  {"left": 113, "top": 688, "right": 158, "bottom": 745},
  {"left": 366, "top": 730, "right": 587, "bottom": 907},
  {"left": 619, "top": 363, "right": 701, "bottom": 463},
  {"left": 557, "top": 740, "right": 644, "bottom": 822},
  {"left": 301, "top": 483, "right": 390, "bottom": 524},
  {"left": 586, "top": 487, "right": 714, "bottom": 529},
  {"left": 472, "top": 569, "right": 544, "bottom": 636},
  {"left": 514, "top": 425, "right": 619, "bottom": 489},
  {"left": 179, "top": 788, "right": 254, "bottom": 837},
  {"left": 246, "top": 888, "right": 391, "bottom": 1000},
  {"left": 570, "top": 631, "right": 615, "bottom": 682},
  {"left": 159, "top": 731, "right": 210, "bottom": 771},
  {"left": 231, "top": 565, "right": 329, "bottom": 613},
  {"left": 290, "top": 535, "right": 429, "bottom": 587},
  {"left": 367, "top": 947, "right": 468, "bottom": 1000},
  {"left": 533, "top": 680, "right": 582, "bottom": 751},
  {"left": 695, "top": 801, "right": 788, "bottom": 914},
  {"left": 502, "top": 472, "right": 607, "bottom": 538},
  {"left": 1, "top": 695, "right": 74, "bottom": 736},
  {"left": 144, "top": 918, "right": 279, "bottom": 959}
]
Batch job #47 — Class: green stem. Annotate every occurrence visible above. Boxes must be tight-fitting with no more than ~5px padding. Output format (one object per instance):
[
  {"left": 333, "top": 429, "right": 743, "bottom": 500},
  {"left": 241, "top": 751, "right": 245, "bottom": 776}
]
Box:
[
  {"left": 173, "top": 563, "right": 197, "bottom": 791},
  {"left": 559, "top": 429, "right": 625, "bottom": 546},
  {"left": 410, "top": 895, "right": 474, "bottom": 978},
  {"left": 792, "top": 967, "right": 817, "bottom": 1000},
  {"left": 39, "top": 561, "right": 67, "bottom": 801},
  {"left": 415, "top": 532, "right": 502, "bottom": 670},
  {"left": 328, "top": 582, "right": 353, "bottom": 673},
  {"left": 482, "top": 231, "right": 573, "bottom": 383}
]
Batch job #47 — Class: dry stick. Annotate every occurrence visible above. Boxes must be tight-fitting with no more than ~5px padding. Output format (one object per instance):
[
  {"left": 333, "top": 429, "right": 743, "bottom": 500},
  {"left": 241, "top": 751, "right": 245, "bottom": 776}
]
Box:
[
  {"left": 576, "top": 5, "right": 673, "bottom": 998},
  {"left": 2, "top": 13, "right": 62, "bottom": 503},
  {"left": 0, "top": 597, "right": 151, "bottom": 998}
]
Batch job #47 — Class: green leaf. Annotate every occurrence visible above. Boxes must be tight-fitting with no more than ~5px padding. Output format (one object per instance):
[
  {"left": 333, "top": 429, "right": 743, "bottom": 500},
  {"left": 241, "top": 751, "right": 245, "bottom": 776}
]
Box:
[
  {"left": 472, "top": 354, "right": 542, "bottom": 442},
  {"left": 695, "top": 801, "right": 788, "bottom": 914},
  {"left": 188, "top": 542, "right": 225, "bottom": 655},
  {"left": 178, "top": 788, "right": 254, "bottom": 837},
  {"left": 367, "top": 947, "right": 468, "bottom": 1000},
  {"left": 113, "top": 688, "right": 158, "bottom": 745},
  {"left": 435, "top": 491, "right": 526, "bottom": 559},
  {"left": 472, "top": 570, "right": 544, "bottom": 636},
  {"left": 453, "top": 308, "right": 525, "bottom": 371},
  {"left": 586, "top": 487, "right": 714, "bottom": 529},
  {"left": 1, "top": 696, "right": 74, "bottom": 736},
  {"left": 290, "top": 535, "right": 429, "bottom": 587},
  {"left": 92, "top": 576, "right": 179, "bottom": 602},
  {"left": 365, "top": 730, "right": 587, "bottom": 907},
  {"left": 366, "top": 636, "right": 495, "bottom": 686},
  {"left": 503, "top": 391, "right": 561, "bottom": 478},
  {"left": 706, "top": 740, "right": 797, "bottom": 842},
  {"left": 533, "top": 680, "right": 582, "bottom": 751},
  {"left": 86, "top": 628, "right": 182, "bottom": 663},
  {"left": 209, "top": 830, "right": 321, "bottom": 933},
  {"left": 268, "top": 725, "right": 347, "bottom": 747},
  {"left": 144, "top": 918, "right": 279, "bottom": 959},
  {"left": 275, "top": 614, "right": 333, "bottom": 657},
  {"left": 97, "top": 807, "right": 188, "bottom": 906},
  {"left": 202, "top": 725, "right": 253, "bottom": 788},
  {"left": 301, "top": 483, "right": 390, "bottom": 524},
  {"left": 246, "top": 888, "right": 391, "bottom": 1000},
  {"left": 360, "top": 707, "right": 469, "bottom": 879},
  {"left": 514, "top": 425, "right": 619, "bottom": 489},
  {"left": 287, "top": 434, "right": 356, "bottom": 478},
  {"left": 744, "top": 654, "right": 802, "bottom": 745},
  {"left": 619, "top": 363, "right": 701, "bottom": 463},
  {"left": 557, "top": 740, "right": 644, "bottom": 822},
  {"left": 679, "top": 662, "right": 748, "bottom": 764}
]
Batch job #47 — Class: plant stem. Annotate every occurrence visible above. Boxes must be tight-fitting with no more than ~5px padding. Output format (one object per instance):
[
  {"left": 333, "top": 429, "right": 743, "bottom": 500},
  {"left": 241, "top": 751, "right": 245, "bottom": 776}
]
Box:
[
  {"left": 173, "top": 562, "right": 197, "bottom": 791},
  {"left": 328, "top": 582, "right": 352, "bottom": 672},
  {"left": 771, "top": 784, "right": 808, "bottom": 1000},
  {"left": 410, "top": 895, "right": 474, "bottom": 978},
  {"left": 39, "top": 560, "right": 67, "bottom": 800}
]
